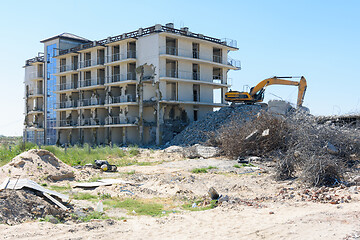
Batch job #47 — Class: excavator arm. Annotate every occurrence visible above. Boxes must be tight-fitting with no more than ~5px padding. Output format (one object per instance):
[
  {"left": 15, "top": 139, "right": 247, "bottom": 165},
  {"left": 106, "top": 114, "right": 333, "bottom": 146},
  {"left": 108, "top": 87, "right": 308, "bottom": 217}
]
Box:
[{"left": 249, "top": 76, "right": 307, "bottom": 108}]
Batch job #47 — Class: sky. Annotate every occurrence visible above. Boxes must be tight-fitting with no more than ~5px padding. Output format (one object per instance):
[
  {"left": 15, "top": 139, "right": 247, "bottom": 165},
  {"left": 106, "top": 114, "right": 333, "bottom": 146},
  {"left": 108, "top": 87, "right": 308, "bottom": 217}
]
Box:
[{"left": 0, "top": 0, "right": 359, "bottom": 136}]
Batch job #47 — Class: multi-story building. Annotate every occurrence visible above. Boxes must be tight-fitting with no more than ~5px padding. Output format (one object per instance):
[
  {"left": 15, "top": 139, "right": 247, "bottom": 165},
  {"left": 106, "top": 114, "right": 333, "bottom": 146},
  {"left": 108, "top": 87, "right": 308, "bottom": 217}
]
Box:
[{"left": 23, "top": 23, "right": 240, "bottom": 146}]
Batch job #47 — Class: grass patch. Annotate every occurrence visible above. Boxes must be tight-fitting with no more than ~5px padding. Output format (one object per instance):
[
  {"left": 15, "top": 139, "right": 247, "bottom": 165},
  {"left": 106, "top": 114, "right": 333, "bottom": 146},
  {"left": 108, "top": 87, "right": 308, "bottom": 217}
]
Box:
[
  {"left": 191, "top": 166, "right": 218, "bottom": 173},
  {"left": 0, "top": 141, "right": 38, "bottom": 166},
  {"left": 128, "top": 145, "right": 140, "bottom": 157},
  {"left": 124, "top": 170, "right": 136, "bottom": 175},
  {"left": 49, "top": 184, "right": 71, "bottom": 192},
  {"left": 103, "top": 198, "right": 164, "bottom": 216},
  {"left": 72, "top": 192, "right": 98, "bottom": 201},
  {"left": 234, "top": 163, "right": 255, "bottom": 168},
  {"left": 182, "top": 199, "right": 218, "bottom": 211}
]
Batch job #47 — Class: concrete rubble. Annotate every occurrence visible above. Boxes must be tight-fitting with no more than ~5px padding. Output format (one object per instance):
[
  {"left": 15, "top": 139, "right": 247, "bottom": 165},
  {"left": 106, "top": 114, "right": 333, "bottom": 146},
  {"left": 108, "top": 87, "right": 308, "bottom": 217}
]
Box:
[{"left": 169, "top": 104, "right": 264, "bottom": 146}]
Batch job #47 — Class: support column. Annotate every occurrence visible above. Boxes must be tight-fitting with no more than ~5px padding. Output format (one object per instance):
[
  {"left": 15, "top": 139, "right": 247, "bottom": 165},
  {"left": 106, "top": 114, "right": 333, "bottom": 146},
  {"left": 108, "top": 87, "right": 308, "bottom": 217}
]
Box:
[{"left": 122, "top": 127, "right": 127, "bottom": 145}]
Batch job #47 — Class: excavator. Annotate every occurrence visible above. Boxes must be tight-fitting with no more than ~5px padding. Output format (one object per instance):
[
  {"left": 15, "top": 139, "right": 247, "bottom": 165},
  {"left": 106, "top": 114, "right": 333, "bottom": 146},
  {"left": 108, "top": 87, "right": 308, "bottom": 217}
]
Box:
[{"left": 225, "top": 76, "right": 307, "bottom": 108}]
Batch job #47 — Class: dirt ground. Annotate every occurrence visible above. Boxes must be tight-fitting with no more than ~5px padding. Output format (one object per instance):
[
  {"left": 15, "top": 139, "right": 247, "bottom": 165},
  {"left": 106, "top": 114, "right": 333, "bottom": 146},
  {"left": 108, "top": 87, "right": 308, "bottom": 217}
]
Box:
[{"left": 1, "top": 149, "right": 360, "bottom": 240}]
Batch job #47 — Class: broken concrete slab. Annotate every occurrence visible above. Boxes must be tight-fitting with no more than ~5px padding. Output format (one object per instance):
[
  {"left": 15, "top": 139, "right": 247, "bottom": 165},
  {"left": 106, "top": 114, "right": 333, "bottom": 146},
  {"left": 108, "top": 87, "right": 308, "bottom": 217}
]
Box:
[
  {"left": 182, "top": 144, "right": 219, "bottom": 159},
  {"left": 245, "top": 130, "right": 259, "bottom": 141}
]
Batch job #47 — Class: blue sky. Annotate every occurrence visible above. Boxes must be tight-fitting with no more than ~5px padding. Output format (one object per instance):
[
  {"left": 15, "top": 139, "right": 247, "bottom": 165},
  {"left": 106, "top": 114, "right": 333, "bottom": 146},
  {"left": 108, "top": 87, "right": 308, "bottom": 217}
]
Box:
[{"left": 0, "top": 0, "right": 359, "bottom": 136}]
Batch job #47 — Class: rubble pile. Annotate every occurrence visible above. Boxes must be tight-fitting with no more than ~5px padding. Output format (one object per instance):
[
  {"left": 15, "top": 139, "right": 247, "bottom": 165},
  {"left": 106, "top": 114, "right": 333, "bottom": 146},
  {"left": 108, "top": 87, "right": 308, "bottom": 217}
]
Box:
[
  {"left": 0, "top": 149, "right": 77, "bottom": 182},
  {"left": 0, "top": 189, "right": 65, "bottom": 225},
  {"left": 169, "top": 104, "right": 263, "bottom": 146}
]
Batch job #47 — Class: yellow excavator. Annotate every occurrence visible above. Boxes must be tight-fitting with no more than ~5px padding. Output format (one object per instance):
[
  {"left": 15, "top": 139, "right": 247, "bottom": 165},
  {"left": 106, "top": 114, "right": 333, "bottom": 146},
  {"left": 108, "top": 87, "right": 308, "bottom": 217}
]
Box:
[{"left": 225, "top": 76, "right": 307, "bottom": 108}]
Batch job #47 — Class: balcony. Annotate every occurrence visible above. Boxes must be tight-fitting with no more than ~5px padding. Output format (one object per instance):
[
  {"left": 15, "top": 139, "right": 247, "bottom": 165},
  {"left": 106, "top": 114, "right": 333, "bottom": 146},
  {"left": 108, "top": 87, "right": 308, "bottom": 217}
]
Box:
[
  {"left": 105, "top": 116, "right": 136, "bottom": 125},
  {"left": 27, "top": 88, "right": 43, "bottom": 97},
  {"left": 163, "top": 69, "right": 201, "bottom": 80},
  {"left": 106, "top": 72, "right": 136, "bottom": 84},
  {"left": 78, "top": 98, "right": 105, "bottom": 107},
  {"left": 56, "top": 100, "right": 78, "bottom": 109},
  {"left": 56, "top": 82, "right": 78, "bottom": 91},
  {"left": 79, "top": 77, "right": 105, "bottom": 88},
  {"left": 79, "top": 58, "right": 105, "bottom": 69},
  {"left": 106, "top": 50, "right": 136, "bottom": 64},
  {"left": 79, "top": 118, "right": 105, "bottom": 126},
  {"left": 28, "top": 106, "right": 43, "bottom": 113},
  {"left": 58, "top": 64, "right": 78, "bottom": 73},
  {"left": 58, "top": 119, "right": 78, "bottom": 127},
  {"left": 106, "top": 95, "right": 136, "bottom": 104},
  {"left": 160, "top": 46, "right": 240, "bottom": 69},
  {"left": 29, "top": 71, "right": 44, "bottom": 80}
]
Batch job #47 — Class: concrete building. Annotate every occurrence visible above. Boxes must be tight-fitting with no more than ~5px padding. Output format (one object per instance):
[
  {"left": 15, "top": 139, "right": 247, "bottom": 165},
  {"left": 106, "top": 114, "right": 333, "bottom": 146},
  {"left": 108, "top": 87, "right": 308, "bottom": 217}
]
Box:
[{"left": 23, "top": 23, "right": 240, "bottom": 146}]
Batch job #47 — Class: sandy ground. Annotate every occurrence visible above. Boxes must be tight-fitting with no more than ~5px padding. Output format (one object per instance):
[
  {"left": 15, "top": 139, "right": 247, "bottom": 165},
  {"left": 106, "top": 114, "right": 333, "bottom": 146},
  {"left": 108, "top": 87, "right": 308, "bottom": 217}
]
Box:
[{"left": 1, "top": 149, "right": 360, "bottom": 240}]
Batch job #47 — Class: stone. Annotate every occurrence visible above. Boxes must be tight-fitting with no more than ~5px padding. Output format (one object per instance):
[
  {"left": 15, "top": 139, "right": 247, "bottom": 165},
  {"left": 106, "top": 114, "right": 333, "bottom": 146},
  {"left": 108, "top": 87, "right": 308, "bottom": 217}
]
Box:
[
  {"left": 261, "top": 129, "right": 270, "bottom": 137},
  {"left": 182, "top": 144, "right": 219, "bottom": 159},
  {"left": 325, "top": 142, "right": 339, "bottom": 155},
  {"left": 45, "top": 215, "right": 59, "bottom": 224},
  {"left": 164, "top": 146, "right": 183, "bottom": 153}
]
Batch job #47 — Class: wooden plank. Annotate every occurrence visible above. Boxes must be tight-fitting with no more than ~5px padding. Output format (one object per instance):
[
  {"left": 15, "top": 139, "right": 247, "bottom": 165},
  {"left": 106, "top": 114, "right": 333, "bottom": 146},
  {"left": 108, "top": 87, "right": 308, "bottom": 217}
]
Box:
[{"left": 43, "top": 193, "right": 68, "bottom": 211}]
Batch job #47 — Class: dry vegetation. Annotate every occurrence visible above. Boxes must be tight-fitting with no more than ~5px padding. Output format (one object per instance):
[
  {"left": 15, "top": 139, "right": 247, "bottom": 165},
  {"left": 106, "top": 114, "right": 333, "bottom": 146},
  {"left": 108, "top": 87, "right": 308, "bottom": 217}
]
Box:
[{"left": 212, "top": 111, "right": 360, "bottom": 187}]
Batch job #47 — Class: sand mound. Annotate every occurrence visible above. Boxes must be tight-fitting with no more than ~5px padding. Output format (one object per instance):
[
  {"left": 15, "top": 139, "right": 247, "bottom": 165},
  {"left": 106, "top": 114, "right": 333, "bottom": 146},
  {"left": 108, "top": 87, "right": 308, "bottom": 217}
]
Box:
[
  {"left": 0, "top": 189, "right": 65, "bottom": 225},
  {"left": 0, "top": 149, "right": 76, "bottom": 182}
]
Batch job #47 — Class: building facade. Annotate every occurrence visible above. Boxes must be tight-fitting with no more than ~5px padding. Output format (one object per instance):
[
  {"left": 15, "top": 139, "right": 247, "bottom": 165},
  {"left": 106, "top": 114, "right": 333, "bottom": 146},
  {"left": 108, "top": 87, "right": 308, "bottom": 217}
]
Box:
[{"left": 23, "top": 23, "right": 240, "bottom": 146}]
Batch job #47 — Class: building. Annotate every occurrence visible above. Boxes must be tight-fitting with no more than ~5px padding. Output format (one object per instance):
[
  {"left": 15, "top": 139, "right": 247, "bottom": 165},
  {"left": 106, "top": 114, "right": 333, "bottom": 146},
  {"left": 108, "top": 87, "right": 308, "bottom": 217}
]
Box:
[{"left": 23, "top": 23, "right": 240, "bottom": 146}]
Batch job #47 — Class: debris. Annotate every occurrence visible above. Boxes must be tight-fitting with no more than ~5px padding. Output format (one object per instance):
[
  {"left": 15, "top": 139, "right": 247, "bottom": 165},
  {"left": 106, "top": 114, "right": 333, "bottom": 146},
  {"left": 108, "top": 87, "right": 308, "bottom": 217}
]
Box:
[
  {"left": 94, "top": 160, "right": 117, "bottom": 172},
  {"left": 182, "top": 144, "right": 219, "bottom": 159},
  {"left": 0, "top": 178, "right": 69, "bottom": 201},
  {"left": 325, "top": 142, "right": 339, "bottom": 155},
  {"left": 45, "top": 215, "right": 59, "bottom": 224},
  {"left": 191, "top": 203, "right": 197, "bottom": 208},
  {"left": 74, "top": 179, "right": 133, "bottom": 189},
  {"left": 169, "top": 104, "right": 262, "bottom": 146},
  {"left": 208, "top": 187, "right": 220, "bottom": 200},
  {"left": 245, "top": 130, "right": 259, "bottom": 141},
  {"left": 261, "top": 129, "right": 270, "bottom": 137},
  {"left": 95, "top": 200, "right": 103, "bottom": 213},
  {"left": 269, "top": 211, "right": 275, "bottom": 214},
  {"left": 43, "top": 193, "right": 68, "bottom": 211},
  {"left": 218, "top": 195, "right": 229, "bottom": 203}
]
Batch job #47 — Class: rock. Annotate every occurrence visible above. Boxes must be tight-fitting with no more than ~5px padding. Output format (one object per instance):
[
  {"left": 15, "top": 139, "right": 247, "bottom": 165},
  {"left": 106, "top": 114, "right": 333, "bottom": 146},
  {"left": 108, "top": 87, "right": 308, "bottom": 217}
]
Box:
[
  {"left": 294, "top": 151, "right": 301, "bottom": 158},
  {"left": 74, "top": 209, "right": 87, "bottom": 218},
  {"left": 268, "top": 100, "right": 293, "bottom": 115},
  {"left": 325, "top": 142, "right": 339, "bottom": 155},
  {"left": 261, "top": 129, "right": 270, "bottom": 137},
  {"left": 349, "top": 186, "right": 358, "bottom": 194},
  {"left": 45, "top": 215, "right": 59, "bottom": 224},
  {"left": 182, "top": 144, "right": 219, "bottom": 159},
  {"left": 48, "top": 172, "right": 75, "bottom": 181},
  {"left": 352, "top": 176, "right": 360, "bottom": 184},
  {"left": 218, "top": 195, "right": 229, "bottom": 203},
  {"left": 208, "top": 187, "right": 220, "bottom": 200}
]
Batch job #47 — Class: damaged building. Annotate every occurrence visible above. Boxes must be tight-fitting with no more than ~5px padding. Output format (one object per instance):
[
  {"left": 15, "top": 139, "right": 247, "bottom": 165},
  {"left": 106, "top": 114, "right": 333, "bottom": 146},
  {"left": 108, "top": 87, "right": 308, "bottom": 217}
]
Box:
[{"left": 23, "top": 23, "right": 240, "bottom": 146}]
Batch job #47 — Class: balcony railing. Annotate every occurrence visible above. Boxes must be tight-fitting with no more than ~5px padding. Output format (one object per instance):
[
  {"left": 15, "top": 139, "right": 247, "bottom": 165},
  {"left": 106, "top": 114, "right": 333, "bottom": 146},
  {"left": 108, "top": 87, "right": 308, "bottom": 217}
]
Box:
[
  {"left": 29, "top": 107, "right": 43, "bottom": 112},
  {"left": 28, "top": 88, "right": 43, "bottom": 96},
  {"left": 163, "top": 69, "right": 201, "bottom": 80},
  {"left": 106, "top": 72, "right": 136, "bottom": 83},
  {"left": 58, "top": 119, "right": 78, "bottom": 127},
  {"left": 78, "top": 98, "right": 105, "bottom": 107},
  {"left": 213, "top": 75, "right": 223, "bottom": 84},
  {"left": 56, "top": 82, "right": 78, "bottom": 91},
  {"left": 106, "top": 95, "right": 136, "bottom": 104},
  {"left": 29, "top": 71, "right": 44, "bottom": 79},
  {"left": 160, "top": 46, "right": 240, "bottom": 68},
  {"left": 79, "top": 58, "right": 105, "bottom": 68},
  {"left": 56, "top": 100, "right": 78, "bottom": 109},
  {"left": 227, "top": 57, "right": 241, "bottom": 69},
  {"left": 105, "top": 116, "right": 136, "bottom": 125},
  {"left": 79, "top": 77, "right": 105, "bottom": 88},
  {"left": 107, "top": 50, "right": 136, "bottom": 63},
  {"left": 79, "top": 118, "right": 105, "bottom": 126},
  {"left": 58, "top": 64, "right": 78, "bottom": 73}
]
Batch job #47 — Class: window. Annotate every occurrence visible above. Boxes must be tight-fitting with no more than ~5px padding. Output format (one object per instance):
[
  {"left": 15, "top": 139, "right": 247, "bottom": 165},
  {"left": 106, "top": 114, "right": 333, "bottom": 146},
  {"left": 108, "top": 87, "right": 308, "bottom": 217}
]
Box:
[
  {"left": 192, "top": 64, "right": 200, "bottom": 80},
  {"left": 193, "top": 84, "right": 200, "bottom": 102},
  {"left": 192, "top": 43, "right": 199, "bottom": 59}
]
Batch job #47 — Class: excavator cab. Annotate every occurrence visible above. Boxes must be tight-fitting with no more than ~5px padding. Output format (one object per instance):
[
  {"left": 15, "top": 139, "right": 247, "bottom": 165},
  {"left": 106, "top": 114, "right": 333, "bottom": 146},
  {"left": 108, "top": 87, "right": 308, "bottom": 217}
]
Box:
[{"left": 225, "top": 91, "right": 252, "bottom": 103}]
